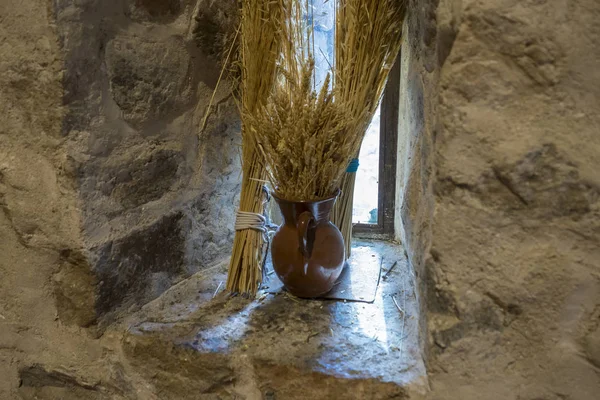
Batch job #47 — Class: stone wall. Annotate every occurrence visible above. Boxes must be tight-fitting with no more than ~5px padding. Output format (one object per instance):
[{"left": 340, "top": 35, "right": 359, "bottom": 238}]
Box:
[
  {"left": 1, "top": 1, "right": 99, "bottom": 396},
  {"left": 424, "top": 0, "right": 600, "bottom": 397},
  {"left": 395, "top": 0, "right": 440, "bottom": 361},
  {"left": 1, "top": 0, "right": 242, "bottom": 397},
  {"left": 53, "top": 0, "right": 242, "bottom": 327},
  {"left": 2, "top": 0, "right": 600, "bottom": 397},
  {"left": 1, "top": 0, "right": 241, "bottom": 333},
  {"left": 396, "top": 0, "right": 600, "bottom": 396}
]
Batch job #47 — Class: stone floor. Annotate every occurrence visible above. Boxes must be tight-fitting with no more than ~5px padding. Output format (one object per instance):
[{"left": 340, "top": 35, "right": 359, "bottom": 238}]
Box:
[{"left": 123, "top": 240, "right": 427, "bottom": 399}]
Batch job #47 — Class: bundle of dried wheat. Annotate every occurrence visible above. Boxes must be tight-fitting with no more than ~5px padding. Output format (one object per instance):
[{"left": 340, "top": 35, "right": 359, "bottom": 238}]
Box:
[
  {"left": 331, "top": 168, "right": 356, "bottom": 257},
  {"left": 249, "top": 0, "right": 405, "bottom": 202},
  {"left": 335, "top": 0, "right": 405, "bottom": 135},
  {"left": 246, "top": 59, "right": 354, "bottom": 201},
  {"left": 226, "top": 0, "right": 283, "bottom": 294},
  {"left": 331, "top": 0, "right": 406, "bottom": 255}
]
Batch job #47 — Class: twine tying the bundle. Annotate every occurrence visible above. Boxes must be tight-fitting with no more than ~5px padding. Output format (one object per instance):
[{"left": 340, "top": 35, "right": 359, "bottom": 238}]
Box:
[
  {"left": 234, "top": 186, "right": 277, "bottom": 236},
  {"left": 233, "top": 186, "right": 278, "bottom": 286},
  {"left": 234, "top": 211, "right": 268, "bottom": 233}
]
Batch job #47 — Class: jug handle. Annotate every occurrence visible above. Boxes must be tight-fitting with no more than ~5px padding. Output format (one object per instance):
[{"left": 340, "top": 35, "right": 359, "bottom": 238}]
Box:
[{"left": 297, "top": 211, "right": 315, "bottom": 260}]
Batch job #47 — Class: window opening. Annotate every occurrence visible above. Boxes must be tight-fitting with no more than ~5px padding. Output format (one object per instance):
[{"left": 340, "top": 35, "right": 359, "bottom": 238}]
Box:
[
  {"left": 352, "top": 105, "right": 381, "bottom": 224},
  {"left": 353, "top": 57, "right": 400, "bottom": 237}
]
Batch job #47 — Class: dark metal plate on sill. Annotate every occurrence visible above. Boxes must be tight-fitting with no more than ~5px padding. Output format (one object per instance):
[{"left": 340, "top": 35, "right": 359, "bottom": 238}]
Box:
[{"left": 262, "top": 245, "right": 383, "bottom": 303}]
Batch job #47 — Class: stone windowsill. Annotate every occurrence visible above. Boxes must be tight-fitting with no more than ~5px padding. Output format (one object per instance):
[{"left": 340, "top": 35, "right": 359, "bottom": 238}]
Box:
[{"left": 122, "top": 240, "right": 426, "bottom": 399}]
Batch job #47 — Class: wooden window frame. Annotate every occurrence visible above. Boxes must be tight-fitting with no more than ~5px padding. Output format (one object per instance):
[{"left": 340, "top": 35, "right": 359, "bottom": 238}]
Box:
[{"left": 353, "top": 56, "right": 400, "bottom": 239}]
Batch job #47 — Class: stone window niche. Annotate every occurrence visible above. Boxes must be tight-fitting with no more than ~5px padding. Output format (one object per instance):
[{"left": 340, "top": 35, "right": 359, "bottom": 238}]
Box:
[
  {"left": 45, "top": 1, "right": 433, "bottom": 398},
  {"left": 122, "top": 23, "right": 431, "bottom": 400}
]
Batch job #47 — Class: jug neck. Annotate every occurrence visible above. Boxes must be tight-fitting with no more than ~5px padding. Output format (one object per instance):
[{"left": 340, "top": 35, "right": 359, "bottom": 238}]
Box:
[{"left": 273, "top": 191, "right": 339, "bottom": 225}]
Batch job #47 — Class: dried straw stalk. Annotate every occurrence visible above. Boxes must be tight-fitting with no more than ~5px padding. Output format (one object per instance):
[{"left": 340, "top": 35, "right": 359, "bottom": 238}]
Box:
[
  {"left": 331, "top": 0, "right": 406, "bottom": 254},
  {"left": 226, "top": 0, "right": 282, "bottom": 294},
  {"left": 331, "top": 170, "right": 356, "bottom": 257}
]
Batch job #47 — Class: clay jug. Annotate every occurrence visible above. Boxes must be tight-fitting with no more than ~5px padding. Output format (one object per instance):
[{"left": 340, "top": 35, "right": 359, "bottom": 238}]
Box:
[{"left": 271, "top": 190, "right": 345, "bottom": 298}]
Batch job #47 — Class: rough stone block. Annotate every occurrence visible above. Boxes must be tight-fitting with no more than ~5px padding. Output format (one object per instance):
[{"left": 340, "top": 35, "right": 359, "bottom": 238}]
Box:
[
  {"left": 53, "top": 249, "right": 98, "bottom": 328},
  {"left": 190, "top": 0, "right": 239, "bottom": 60},
  {"left": 109, "top": 148, "right": 183, "bottom": 209},
  {"left": 126, "top": 0, "right": 183, "bottom": 23},
  {"left": 92, "top": 212, "right": 186, "bottom": 317},
  {"left": 105, "top": 34, "right": 194, "bottom": 127},
  {"left": 492, "top": 143, "right": 597, "bottom": 217},
  {"left": 53, "top": 212, "right": 190, "bottom": 326}
]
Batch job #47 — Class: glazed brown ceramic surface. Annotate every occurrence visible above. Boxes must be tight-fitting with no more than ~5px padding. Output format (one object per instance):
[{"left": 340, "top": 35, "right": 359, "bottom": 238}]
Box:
[{"left": 271, "top": 191, "right": 345, "bottom": 298}]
